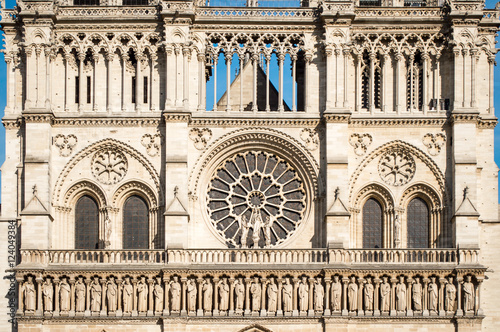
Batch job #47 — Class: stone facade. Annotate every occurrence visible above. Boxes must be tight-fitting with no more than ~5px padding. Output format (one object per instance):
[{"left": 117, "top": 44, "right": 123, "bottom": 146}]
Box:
[{"left": 0, "top": 0, "right": 499, "bottom": 331}]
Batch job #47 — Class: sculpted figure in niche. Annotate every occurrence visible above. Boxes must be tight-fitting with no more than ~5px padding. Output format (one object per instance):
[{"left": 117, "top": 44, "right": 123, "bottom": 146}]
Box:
[
  {"left": 363, "top": 278, "right": 374, "bottom": 311},
  {"left": 106, "top": 276, "right": 117, "bottom": 312},
  {"left": 42, "top": 278, "right": 54, "bottom": 312},
  {"left": 137, "top": 276, "right": 148, "bottom": 312},
  {"left": 267, "top": 277, "right": 278, "bottom": 312},
  {"left": 251, "top": 208, "right": 263, "bottom": 247},
  {"left": 348, "top": 276, "right": 358, "bottom": 311},
  {"left": 394, "top": 215, "right": 401, "bottom": 248},
  {"left": 153, "top": 277, "right": 164, "bottom": 312},
  {"left": 202, "top": 278, "right": 213, "bottom": 312},
  {"left": 122, "top": 277, "right": 134, "bottom": 314},
  {"left": 463, "top": 276, "right": 474, "bottom": 312},
  {"left": 380, "top": 277, "right": 391, "bottom": 312},
  {"left": 445, "top": 277, "right": 456, "bottom": 312},
  {"left": 218, "top": 278, "right": 229, "bottom": 312},
  {"left": 169, "top": 276, "right": 181, "bottom": 312},
  {"left": 75, "top": 277, "right": 86, "bottom": 312},
  {"left": 428, "top": 277, "right": 438, "bottom": 312},
  {"left": 240, "top": 215, "right": 250, "bottom": 248},
  {"left": 412, "top": 278, "right": 422, "bottom": 311},
  {"left": 331, "top": 275, "right": 342, "bottom": 312},
  {"left": 90, "top": 277, "right": 102, "bottom": 312},
  {"left": 282, "top": 278, "right": 293, "bottom": 312},
  {"left": 263, "top": 216, "right": 272, "bottom": 248},
  {"left": 187, "top": 279, "right": 197, "bottom": 312},
  {"left": 396, "top": 276, "right": 406, "bottom": 311},
  {"left": 314, "top": 277, "right": 324, "bottom": 312},
  {"left": 250, "top": 277, "right": 261, "bottom": 311},
  {"left": 24, "top": 276, "right": 36, "bottom": 312},
  {"left": 235, "top": 278, "right": 245, "bottom": 311},
  {"left": 59, "top": 277, "right": 71, "bottom": 312},
  {"left": 298, "top": 276, "right": 309, "bottom": 312}
]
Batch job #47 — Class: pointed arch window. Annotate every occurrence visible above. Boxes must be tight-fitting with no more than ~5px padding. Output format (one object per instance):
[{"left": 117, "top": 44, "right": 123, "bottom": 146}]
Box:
[
  {"left": 75, "top": 195, "right": 99, "bottom": 249},
  {"left": 362, "top": 198, "right": 383, "bottom": 248},
  {"left": 407, "top": 52, "right": 424, "bottom": 111},
  {"left": 407, "top": 197, "right": 429, "bottom": 248},
  {"left": 123, "top": 195, "right": 149, "bottom": 249}
]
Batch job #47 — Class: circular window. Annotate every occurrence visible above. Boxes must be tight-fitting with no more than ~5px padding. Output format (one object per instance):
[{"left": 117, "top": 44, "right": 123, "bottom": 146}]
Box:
[
  {"left": 91, "top": 149, "right": 128, "bottom": 185},
  {"left": 207, "top": 151, "right": 306, "bottom": 248}
]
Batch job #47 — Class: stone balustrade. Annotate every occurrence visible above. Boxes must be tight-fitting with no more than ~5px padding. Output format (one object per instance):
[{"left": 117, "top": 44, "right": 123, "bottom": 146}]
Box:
[{"left": 18, "top": 248, "right": 479, "bottom": 265}]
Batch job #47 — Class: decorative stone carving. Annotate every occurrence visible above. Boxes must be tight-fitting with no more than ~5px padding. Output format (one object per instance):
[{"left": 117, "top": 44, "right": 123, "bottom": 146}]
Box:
[
  {"left": 267, "top": 278, "right": 278, "bottom": 312},
  {"left": 189, "top": 128, "right": 212, "bottom": 150},
  {"left": 141, "top": 132, "right": 163, "bottom": 157},
  {"left": 219, "top": 278, "right": 230, "bottom": 312},
  {"left": 75, "top": 277, "right": 86, "bottom": 312},
  {"left": 445, "top": 277, "right": 456, "bottom": 312},
  {"left": 123, "top": 277, "right": 133, "bottom": 314},
  {"left": 91, "top": 149, "right": 128, "bottom": 185},
  {"left": 378, "top": 150, "right": 416, "bottom": 186},
  {"left": 54, "top": 134, "right": 77, "bottom": 157},
  {"left": 380, "top": 277, "right": 390, "bottom": 312},
  {"left": 59, "top": 277, "right": 71, "bottom": 313},
  {"left": 169, "top": 276, "right": 181, "bottom": 312},
  {"left": 90, "top": 277, "right": 102, "bottom": 312},
  {"left": 106, "top": 277, "right": 117, "bottom": 313},
  {"left": 331, "top": 275, "right": 342, "bottom": 312},
  {"left": 187, "top": 279, "right": 197, "bottom": 312},
  {"left": 422, "top": 133, "right": 446, "bottom": 156},
  {"left": 363, "top": 278, "right": 374, "bottom": 311},
  {"left": 250, "top": 277, "right": 261, "bottom": 312},
  {"left": 282, "top": 278, "right": 293, "bottom": 313},
  {"left": 396, "top": 276, "right": 406, "bottom": 312},
  {"left": 137, "top": 277, "right": 148, "bottom": 313},
  {"left": 207, "top": 151, "right": 306, "bottom": 248},
  {"left": 412, "top": 277, "right": 423, "bottom": 311},
  {"left": 428, "top": 277, "right": 438, "bottom": 312},
  {"left": 202, "top": 278, "right": 213, "bottom": 312},
  {"left": 300, "top": 128, "right": 319, "bottom": 151},
  {"left": 235, "top": 278, "right": 245, "bottom": 311},
  {"left": 313, "top": 277, "right": 324, "bottom": 312},
  {"left": 394, "top": 214, "right": 402, "bottom": 248},
  {"left": 463, "top": 276, "right": 474, "bottom": 312},
  {"left": 348, "top": 276, "right": 358, "bottom": 311},
  {"left": 349, "top": 133, "right": 372, "bottom": 156},
  {"left": 298, "top": 276, "right": 309, "bottom": 312},
  {"left": 153, "top": 277, "right": 163, "bottom": 313},
  {"left": 23, "top": 277, "right": 36, "bottom": 312},
  {"left": 42, "top": 278, "right": 54, "bottom": 312}
]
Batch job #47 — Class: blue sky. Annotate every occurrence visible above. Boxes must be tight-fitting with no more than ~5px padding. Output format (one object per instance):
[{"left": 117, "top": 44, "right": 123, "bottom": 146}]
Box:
[{"left": 0, "top": 0, "right": 500, "bottom": 203}]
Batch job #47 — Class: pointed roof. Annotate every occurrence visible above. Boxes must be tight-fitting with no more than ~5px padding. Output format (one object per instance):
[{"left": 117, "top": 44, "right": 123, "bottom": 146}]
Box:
[
  {"left": 21, "top": 185, "right": 49, "bottom": 215},
  {"left": 164, "top": 186, "right": 189, "bottom": 218},
  {"left": 455, "top": 186, "right": 480, "bottom": 217},
  {"left": 326, "top": 187, "right": 350, "bottom": 216}
]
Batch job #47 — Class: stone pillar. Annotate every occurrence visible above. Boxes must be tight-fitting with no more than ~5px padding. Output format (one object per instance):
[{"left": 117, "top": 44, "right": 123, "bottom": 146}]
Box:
[
  {"left": 135, "top": 53, "right": 143, "bottom": 111},
  {"left": 308, "top": 278, "right": 314, "bottom": 316},
  {"left": 165, "top": 45, "right": 173, "bottom": 107},
  {"left": 54, "top": 278, "right": 60, "bottom": 316},
  {"left": 244, "top": 278, "right": 251, "bottom": 315},
  {"left": 106, "top": 53, "right": 113, "bottom": 112},
  {"left": 324, "top": 278, "right": 331, "bottom": 316},
  {"left": 343, "top": 48, "right": 350, "bottom": 108},
  {"left": 182, "top": 46, "right": 190, "bottom": 108},
  {"left": 78, "top": 52, "right": 85, "bottom": 112},
  {"left": 422, "top": 52, "right": 429, "bottom": 114},
  {"left": 462, "top": 49, "right": 468, "bottom": 107},
  {"left": 304, "top": 53, "right": 312, "bottom": 112},
  {"left": 439, "top": 277, "right": 446, "bottom": 316},
  {"left": 181, "top": 278, "right": 187, "bottom": 316},
  {"left": 252, "top": 53, "right": 258, "bottom": 112},
  {"left": 456, "top": 276, "right": 463, "bottom": 316},
  {"left": 292, "top": 277, "right": 299, "bottom": 316},
  {"left": 277, "top": 278, "right": 283, "bottom": 316},
  {"left": 85, "top": 279, "right": 91, "bottom": 316},
  {"left": 278, "top": 53, "right": 285, "bottom": 112},
  {"left": 488, "top": 55, "right": 495, "bottom": 114},
  {"left": 342, "top": 278, "right": 348, "bottom": 316},
  {"left": 25, "top": 47, "right": 33, "bottom": 108},
  {"left": 357, "top": 278, "right": 364, "bottom": 316},
  {"left": 406, "top": 277, "right": 413, "bottom": 316},
  {"left": 260, "top": 277, "right": 267, "bottom": 316},
  {"left": 374, "top": 278, "right": 380, "bottom": 316},
  {"left": 69, "top": 278, "right": 75, "bottom": 315},
  {"left": 197, "top": 277, "right": 203, "bottom": 316},
  {"left": 395, "top": 52, "right": 403, "bottom": 114},
  {"left": 17, "top": 279, "right": 24, "bottom": 315},
  {"left": 117, "top": 278, "right": 123, "bottom": 315},
  {"left": 197, "top": 52, "right": 205, "bottom": 111},
  {"left": 423, "top": 278, "right": 429, "bottom": 316},
  {"left": 100, "top": 279, "right": 107, "bottom": 316},
  {"left": 229, "top": 278, "right": 235, "bottom": 315},
  {"left": 325, "top": 46, "right": 333, "bottom": 110},
  {"left": 476, "top": 276, "right": 483, "bottom": 316},
  {"left": 390, "top": 277, "right": 397, "bottom": 316},
  {"left": 355, "top": 53, "right": 361, "bottom": 112},
  {"left": 213, "top": 277, "right": 219, "bottom": 315},
  {"left": 369, "top": 52, "right": 375, "bottom": 114},
  {"left": 163, "top": 276, "right": 170, "bottom": 315},
  {"left": 148, "top": 278, "right": 154, "bottom": 316},
  {"left": 470, "top": 49, "right": 477, "bottom": 108}
]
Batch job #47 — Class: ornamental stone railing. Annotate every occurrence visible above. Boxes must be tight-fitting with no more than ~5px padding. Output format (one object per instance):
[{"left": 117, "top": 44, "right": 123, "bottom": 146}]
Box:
[{"left": 18, "top": 248, "right": 479, "bottom": 265}]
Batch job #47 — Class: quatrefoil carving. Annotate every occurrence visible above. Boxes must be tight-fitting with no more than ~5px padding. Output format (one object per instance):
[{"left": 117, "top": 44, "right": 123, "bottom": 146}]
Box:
[
  {"left": 300, "top": 128, "right": 319, "bottom": 151},
  {"left": 349, "top": 133, "right": 372, "bottom": 156},
  {"left": 189, "top": 128, "right": 212, "bottom": 150},
  {"left": 53, "top": 134, "right": 77, "bottom": 157},
  {"left": 141, "top": 132, "right": 163, "bottom": 157},
  {"left": 422, "top": 133, "right": 446, "bottom": 156}
]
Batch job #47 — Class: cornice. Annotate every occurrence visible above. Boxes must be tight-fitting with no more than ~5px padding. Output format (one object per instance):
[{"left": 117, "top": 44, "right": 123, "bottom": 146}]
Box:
[
  {"left": 191, "top": 24, "right": 316, "bottom": 32},
  {"left": 450, "top": 113, "right": 479, "bottom": 124},
  {"left": 2, "top": 118, "right": 22, "bottom": 129},
  {"left": 477, "top": 117, "right": 497, "bottom": 129},
  {"left": 51, "top": 118, "right": 161, "bottom": 127},
  {"left": 23, "top": 114, "right": 54, "bottom": 124},
  {"left": 164, "top": 113, "right": 191, "bottom": 123},
  {"left": 349, "top": 117, "right": 447, "bottom": 127},
  {"left": 189, "top": 117, "right": 321, "bottom": 128}
]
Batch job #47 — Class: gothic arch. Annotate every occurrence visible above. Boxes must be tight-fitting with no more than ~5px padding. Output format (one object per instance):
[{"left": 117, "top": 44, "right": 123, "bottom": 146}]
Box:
[
  {"left": 63, "top": 179, "right": 108, "bottom": 209},
  {"left": 112, "top": 180, "right": 158, "bottom": 209}
]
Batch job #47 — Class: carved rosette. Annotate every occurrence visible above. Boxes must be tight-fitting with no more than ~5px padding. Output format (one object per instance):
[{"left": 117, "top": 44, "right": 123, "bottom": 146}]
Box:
[
  {"left": 141, "top": 132, "right": 163, "bottom": 157},
  {"left": 349, "top": 133, "right": 372, "bottom": 156},
  {"left": 300, "top": 128, "right": 319, "bottom": 151},
  {"left": 422, "top": 133, "right": 446, "bottom": 156},
  {"left": 54, "top": 134, "right": 77, "bottom": 157},
  {"left": 91, "top": 149, "right": 128, "bottom": 185},
  {"left": 378, "top": 150, "right": 416, "bottom": 186},
  {"left": 189, "top": 128, "right": 212, "bottom": 150},
  {"left": 207, "top": 151, "right": 306, "bottom": 248}
]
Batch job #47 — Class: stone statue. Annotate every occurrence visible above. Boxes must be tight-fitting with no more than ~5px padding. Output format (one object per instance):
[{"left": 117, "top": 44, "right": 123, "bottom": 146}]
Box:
[
  {"left": 169, "top": 276, "right": 181, "bottom": 312},
  {"left": 364, "top": 278, "right": 374, "bottom": 311},
  {"left": 240, "top": 215, "right": 250, "bottom": 248},
  {"left": 412, "top": 278, "right": 422, "bottom": 311},
  {"left": 153, "top": 277, "right": 164, "bottom": 313},
  {"left": 104, "top": 215, "right": 112, "bottom": 249},
  {"left": 396, "top": 276, "right": 406, "bottom": 311},
  {"left": 463, "top": 276, "right": 474, "bottom": 312},
  {"left": 42, "top": 278, "right": 54, "bottom": 312},
  {"left": 331, "top": 276, "right": 342, "bottom": 312},
  {"left": 282, "top": 278, "right": 293, "bottom": 312},
  {"left": 75, "top": 277, "right": 86, "bottom": 312},
  {"left": 298, "top": 276, "right": 309, "bottom": 312},
  {"left": 380, "top": 277, "right": 391, "bottom": 312},
  {"left": 106, "top": 277, "right": 117, "bottom": 312},
  {"left": 251, "top": 208, "right": 263, "bottom": 247},
  {"left": 348, "top": 276, "right": 358, "bottom": 311},
  {"left": 263, "top": 216, "right": 272, "bottom": 248},
  {"left": 218, "top": 278, "right": 230, "bottom": 312},
  {"left": 428, "top": 277, "right": 438, "bottom": 312},
  {"left": 314, "top": 277, "right": 324, "bottom": 312},
  {"left": 24, "top": 276, "right": 36, "bottom": 312},
  {"left": 235, "top": 278, "right": 245, "bottom": 311},
  {"left": 250, "top": 277, "right": 261, "bottom": 311},
  {"left": 187, "top": 279, "right": 197, "bottom": 312},
  {"left": 445, "top": 277, "right": 456, "bottom": 312},
  {"left": 267, "top": 278, "right": 278, "bottom": 312},
  {"left": 394, "top": 214, "right": 401, "bottom": 248},
  {"left": 59, "top": 277, "right": 71, "bottom": 312},
  {"left": 202, "top": 278, "right": 213, "bottom": 312},
  {"left": 137, "top": 276, "right": 148, "bottom": 312},
  {"left": 123, "top": 277, "right": 134, "bottom": 314},
  {"left": 90, "top": 277, "right": 102, "bottom": 312}
]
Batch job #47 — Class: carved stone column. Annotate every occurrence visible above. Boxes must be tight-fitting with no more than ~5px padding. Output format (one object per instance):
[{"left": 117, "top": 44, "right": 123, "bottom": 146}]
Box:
[
  {"left": 357, "top": 278, "right": 364, "bottom": 316},
  {"left": 78, "top": 52, "right": 85, "bottom": 112},
  {"left": 395, "top": 52, "right": 403, "bottom": 114},
  {"left": 369, "top": 52, "right": 375, "bottom": 114},
  {"left": 422, "top": 278, "right": 429, "bottom": 316},
  {"left": 406, "top": 277, "right": 413, "bottom": 317},
  {"left": 181, "top": 277, "right": 187, "bottom": 316},
  {"left": 135, "top": 53, "right": 143, "bottom": 111},
  {"left": 439, "top": 277, "right": 446, "bottom": 316},
  {"left": 462, "top": 49, "right": 468, "bottom": 107},
  {"left": 100, "top": 278, "right": 107, "bottom": 316},
  {"left": 213, "top": 277, "right": 219, "bottom": 316},
  {"left": 229, "top": 278, "right": 235, "bottom": 315},
  {"left": 244, "top": 278, "right": 251, "bottom": 315},
  {"left": 277, "top": 278, "right": 283, "bottom": 317},
  {"left": 147, "top": 278, "right": 154, "bottom": 316},
  {"left": 374, "top": 277, "right": 380, "bottom": 316},
  {"left": 121, "top": 54, "right": 127, "bottom": 111},
  {"left": 197, "top": 52, "right": 204, "bottom": 111},
  {"left": 476, "top": 276, "right": 484, "bottom": 316},
  {"left": 470, "top": 48, "right": 478, "bottom": 108},
  {"left": 308, "top": 278, "right": 314, "bottom": 316},
  {"left": 132, "top": 278, "right": 138, "bottom": 316},
  {"left": 342, "top": 277, "right": 348, "bottom": 316},
  {"left": 488, "top": 55, "right": 495, "bottom": 113},
  {"left": 260, "top": 277, "right": 267, "bottom": 316},
  {"left": 251, "top": 53, "right": 258, "bottom": 112},
  {"left": 324, "top": 277, "right": 331, "bottom": 316},
  {"left": 17, "top": 278, "right": 24, "bottom": 315},
  {"left": 85, "top": 278, "right": 91, "bottom": 316},
  {"left": 117, "top": 278, "right": 123, "bottom": 316},
  {"left": 197, "top": 277, "right": 203, "bottom": 316},
  {"left": 163, "top": 276, "right": 170, "bottom": 316},
  {"left": 292, "top": 277, "right": 299, "bottom": 316},
  {"left": 69, "top": 277, "right": 76, "bottom": 316},
  {"left": 54, "top": 278, "right": 60, "bottom": 316},
  {"left": 456, "top": 276, "right": 463, "bottom": 316},
  {"left": 390, "top": 277, "right": 397, "bottom": 316},
  {"left": 343, "top": 48, "right": 350, "bottom": 108},
  {"left": 422, "top": 52, "right": 429, "bottom": 114},
  {"left": 106, "top": 53, "right": 113, "bottom": 112},
  {"left": 182, "top": 46, "right": 190, "bottom": 108}
]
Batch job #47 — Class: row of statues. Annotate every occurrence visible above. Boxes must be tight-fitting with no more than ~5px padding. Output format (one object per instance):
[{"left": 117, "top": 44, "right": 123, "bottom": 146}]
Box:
[{"left": 19, "top": 274, "right": 478, "bottom": 317}]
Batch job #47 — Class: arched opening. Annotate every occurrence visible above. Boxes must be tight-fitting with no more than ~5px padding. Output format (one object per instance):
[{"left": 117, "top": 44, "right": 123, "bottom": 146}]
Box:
[
  {"left": 123, "top": 195, "right": 149, "bottom": 249},
  {"left": 362, "top": 198, "right": 383, "bottom": 248},
  {"left": 407, "top": 197, "right": 429, "bottom": 248},
  {"left": 75, "top": 195, "right": 99, "bottom": 249}
]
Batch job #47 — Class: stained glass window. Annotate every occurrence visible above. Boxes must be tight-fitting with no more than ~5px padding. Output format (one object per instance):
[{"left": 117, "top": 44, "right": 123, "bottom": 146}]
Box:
[
  {"left": 75, "top": 195, "right": 99, "bottom": 249},
  {"left": 362, "top": 198, "right": 383, "bottom": 248},
  {"left": 407, "top": 197, "right": 429, "bottom": 248},
  {"left": 123, "top": 195, "right": 149, "bottom": 249}
]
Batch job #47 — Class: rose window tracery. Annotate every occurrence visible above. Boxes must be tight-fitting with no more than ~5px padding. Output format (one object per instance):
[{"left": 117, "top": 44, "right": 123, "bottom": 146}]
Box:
[
  {"left": 378, "top": 150, "right": 416, "bottom": 186},
  {"left": 91, "top": 149, "right": 128, "bottom": 185},
  {"left": 207, "top": 151, "right": 306, "bottom": 248}
]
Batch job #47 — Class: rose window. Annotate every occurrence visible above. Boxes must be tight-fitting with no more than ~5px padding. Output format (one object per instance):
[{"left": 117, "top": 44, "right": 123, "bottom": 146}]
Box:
[
  {"left": 378, "top": 150, "right": 416, "bottom": 186},
  {"left": 207, "top": 151, "right": 306, "bottom": 248},
  {"left": 91, "top": 149, "right": 128, "bottom": 185}
]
